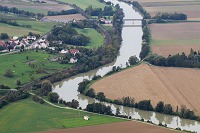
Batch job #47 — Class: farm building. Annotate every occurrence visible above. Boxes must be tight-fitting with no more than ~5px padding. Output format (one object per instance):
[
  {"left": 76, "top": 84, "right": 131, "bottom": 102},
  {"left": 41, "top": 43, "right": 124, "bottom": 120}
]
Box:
[{"left": 83, "top": 116, "right": 89, "bottom": 120}]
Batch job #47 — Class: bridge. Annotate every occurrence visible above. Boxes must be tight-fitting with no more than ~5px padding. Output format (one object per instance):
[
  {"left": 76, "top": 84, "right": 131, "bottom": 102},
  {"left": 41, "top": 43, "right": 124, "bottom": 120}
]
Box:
[
  {"left": 123, "top": 19, "right": 142, "bottom": 27},
  {"left": 123, "top": 19, "right": 143, "bottom": 21},
  {"left": 123, "top": 25, "right": 142, "bottom": 27}
]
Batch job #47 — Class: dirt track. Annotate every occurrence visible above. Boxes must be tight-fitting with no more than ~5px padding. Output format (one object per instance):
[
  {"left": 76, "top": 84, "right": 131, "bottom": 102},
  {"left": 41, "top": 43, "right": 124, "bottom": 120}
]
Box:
[
  {"left": 91, "top": 63, "right": 200, "bottom": 115},
  {"left": 40, "top": 121, "right": 178, "bottom": 133}
]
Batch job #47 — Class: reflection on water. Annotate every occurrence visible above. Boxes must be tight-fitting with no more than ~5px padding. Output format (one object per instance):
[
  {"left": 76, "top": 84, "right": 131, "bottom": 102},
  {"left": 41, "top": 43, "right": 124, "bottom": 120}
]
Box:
[{"left": 52, "top": 0, "right": 200, "bottom": 132}]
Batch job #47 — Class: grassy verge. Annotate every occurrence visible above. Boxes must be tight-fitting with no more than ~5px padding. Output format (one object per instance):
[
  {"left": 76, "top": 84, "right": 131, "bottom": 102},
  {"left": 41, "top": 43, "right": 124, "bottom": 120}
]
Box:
[
  {"left": 58, "top": 0, "right": 105, "bottom": 10},
  {"left": 0, "top": 98, "right": 126, "bottom": 133},
  {"left": 0, "top": 50, "right": 74, "bottom": 88},
  {"left": 76, "top": 28, "right": 104, "bottom": 49}
]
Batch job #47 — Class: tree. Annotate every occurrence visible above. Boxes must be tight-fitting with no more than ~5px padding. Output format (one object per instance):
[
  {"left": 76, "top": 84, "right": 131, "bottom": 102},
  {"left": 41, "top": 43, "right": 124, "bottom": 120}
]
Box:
[
  {"left": 163, "top": 104, "right": 173, "bottom": 115},
  {"left": 40, "top": 80, "right": 52, "bottom": 96},
  {"left": 128, "top": 55, "right": 139, "bottom": 65},
  {"left": 116, "top": 107, "right": 121, "bottom": 116},
  {"left": 96, "top": 92, "right": 106, "bottom": 101},
  {"left": 71, "top": 99, "right": 79, "bottom": 109},
  {"left": 0, "top": 33, "right": 9, "bottom": 39},
  {"left": 48, "top": 92, "right": 59, "bottom": 103},
  {"left": 16, "top": 79, "right": 21, "bottom": 86},
  {"left": 4, "top": 69, "right": 14, "bottom": 78},
  {"left": 85, "top": 88, "right": 96, "bottom": 98},
  {"left": 155, "top": 101, "right": 164, "bottom": 113}
]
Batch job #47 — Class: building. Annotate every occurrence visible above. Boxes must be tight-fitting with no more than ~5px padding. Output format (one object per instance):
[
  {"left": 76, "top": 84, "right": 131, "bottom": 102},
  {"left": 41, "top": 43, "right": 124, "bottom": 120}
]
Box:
[
  {"left": 83, "top": 116, "right": 89, "bottom": 120},
  {"left": 60, "top": 49, "right": 69, "bottom": 54},
  {"left": 27, "top": 36, "right": 36, "bottom": 41},
  {"left": 0, "top": 40, "right": 7, "bottom": 47},
  {"left": 69, "top": 49, "right": 79, "bottom": 55},
  {"left": 69, "top": 58, "right": 78, "bottom": 63}
]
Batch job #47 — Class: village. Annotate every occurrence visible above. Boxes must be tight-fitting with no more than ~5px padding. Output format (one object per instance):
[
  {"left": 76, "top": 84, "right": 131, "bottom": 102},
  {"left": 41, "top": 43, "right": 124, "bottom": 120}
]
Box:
[{"left": 0, "top": 35, "right": 80, "bottom": 64}]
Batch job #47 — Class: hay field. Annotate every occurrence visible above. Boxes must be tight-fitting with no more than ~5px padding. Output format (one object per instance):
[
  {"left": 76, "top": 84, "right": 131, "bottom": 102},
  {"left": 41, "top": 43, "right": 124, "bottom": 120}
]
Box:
[
  {"left": 40, "top": 121, "right": 178, "bottom": 133},
  {"left": 91, "top": 63, "right": 200, "bottom": 115},
  {"left": 43, "top": 14, "right": 86, "bottom": 22},
  {"left": 0, "top": 0, "right": 73, "bottom": 14},
  {"left": 126, "top": 0, "right": 200, "bottom": 20},
  {"left": 150, "top": 22, "right": 200, "bottom": 56}
]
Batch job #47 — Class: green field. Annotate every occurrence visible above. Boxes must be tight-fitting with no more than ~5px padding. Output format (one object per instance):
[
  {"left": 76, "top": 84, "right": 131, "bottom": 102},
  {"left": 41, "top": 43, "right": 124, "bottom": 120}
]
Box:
[
  {"left": 0, "top": 98, "right": 126, "bottom": 133},
  {"left": 0, "top": 20, "right": 56, "bottom": 36},
  {"left": 59, "top": 0, "right": 105, "bottom": 9},
  {"left": 76, "top": 28, "right": 104, "bottom": 49},
  {"left": 0, "top": 50, "right": 74, "bottom": 88}
]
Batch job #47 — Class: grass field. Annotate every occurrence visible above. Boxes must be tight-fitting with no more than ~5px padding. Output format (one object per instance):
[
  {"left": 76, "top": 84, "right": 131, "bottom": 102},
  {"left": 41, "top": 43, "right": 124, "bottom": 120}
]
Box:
[
  {"left": 0, "top": 20, "right": 56, "bottom": 36},
  {"left": 43, "top": 14, "right": 86, "bottom": 22},
  {"left": 0, "top": 98, "right": 126, "bottom": 133},
  {"left": 91, "top": 63, "right": 200, "bottom": 115},
  {"left": 127, "top": 0, "right": 200, "bottom": 20},
  {"left": 150, "top": 22, "right": 200, "bottom": 56},
  {"left": 58, "top": 0, "right": 106, "bottom": 10},
  {"left": 0, "top": 0, "right": 73, "bottom": 15},
  {"left": 76, "top": 28, "right": 104, "bottom": 49},
  {"left": 0, "top": 50, "right": 74, "bottom": 88}
]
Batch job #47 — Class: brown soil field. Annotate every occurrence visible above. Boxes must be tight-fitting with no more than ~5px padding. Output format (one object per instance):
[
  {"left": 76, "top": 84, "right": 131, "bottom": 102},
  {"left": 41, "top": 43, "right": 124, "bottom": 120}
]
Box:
[
  {"left": 43, "top": 14, "right": 86, "bottom": 22},
  {"left": 40, "top": 121, "right": 178, "bottom": 133},
  {"left": 125, "top": 0, "right": 200, "bottom": 20},
  {"left": 150, "top": 22, "right": 200, "bottom": 56},
  {"left": 91, "top": 63, "right": 200, "bottom": 115}
]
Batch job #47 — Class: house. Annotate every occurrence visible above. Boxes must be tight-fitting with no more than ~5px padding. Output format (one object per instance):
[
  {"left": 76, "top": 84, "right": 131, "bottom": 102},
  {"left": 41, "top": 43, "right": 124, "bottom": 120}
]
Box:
[
  {"left": 20, "top": 38, "right": 29, "bottom": 46},
  {"left": 69, "top": 49, "right": 79, "bottom": 55},
  {"left": 69, "top": 58, "right": 78, "bottom": 63},
  {"left": 60, "top": 49, "right": 69, "bottom": 54},
  {"left": 48, "top": 47, "right": 55, "bottom": 51},
  {"left": 84, "top": 116, "right": 89, "bottom": 121},
  {"left": 0, "top": 40, "right": 7, "bottom": 47},
  {"left": 105, "top": 20, "right": 112, "bottom": 24},
  {"left": 38, "top": 38, "right": 45, "bottom": 44},
  {"left": 52, "top": 40, "right": 63, "bottom": 45},
  {"left": 99, "top": 18, "right": 106, "bottom": 24},
  {"left": 10, "top": 36, "right": 19, "bottom": 44},
  {"left": 27, "top": 36, "right": 36, "bottom": 41}
]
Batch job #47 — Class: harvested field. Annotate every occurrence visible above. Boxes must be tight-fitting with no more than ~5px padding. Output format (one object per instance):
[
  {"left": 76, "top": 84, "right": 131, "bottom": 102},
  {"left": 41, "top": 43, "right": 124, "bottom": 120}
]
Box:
[
  {"left": 40, "top": 121, "right": 178, "bottom": 133},
  {"left": 0, "top": 0, "right": 73, "bottom": 14},
  {"left": 43, "top": 14, "right": 86, "bottom": 22},
  {"left": 91, "top": 63, "right": 200, "bottom": 115},
  {"left": 126, "top": 0, "right": 200, "bottom": 20},
  {"left": 150, "top": 22, "right": 200, "bottom": 56}
]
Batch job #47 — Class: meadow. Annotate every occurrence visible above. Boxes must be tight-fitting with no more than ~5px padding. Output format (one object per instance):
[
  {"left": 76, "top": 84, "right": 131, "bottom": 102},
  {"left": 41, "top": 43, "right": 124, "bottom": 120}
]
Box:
[
  {"left": 0, "top": 0, "right": 73, "bottom": 15},
  {"left": 0, "top": 98, "right": 126, "bottom": 133},
  {"left": 0, "top": 50, "right": 74, "bottom": 88},
  {"left": 91, "top": 63, "right": 200, "bottom": 115},
  {"left": 76, "top": 28, "right": 104, "bottom": 49},
  {"left": 150, "top": 22, "right": 200, "bottom": 56},
  {"left": 58, "top": 0, "right": 106, "bottom": 10}
]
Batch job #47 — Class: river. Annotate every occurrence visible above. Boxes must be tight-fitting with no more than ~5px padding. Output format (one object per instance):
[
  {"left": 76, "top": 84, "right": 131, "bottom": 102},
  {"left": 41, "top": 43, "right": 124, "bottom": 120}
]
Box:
[{"left": 53, "top": 0, "right": 200, "bottom": 132}]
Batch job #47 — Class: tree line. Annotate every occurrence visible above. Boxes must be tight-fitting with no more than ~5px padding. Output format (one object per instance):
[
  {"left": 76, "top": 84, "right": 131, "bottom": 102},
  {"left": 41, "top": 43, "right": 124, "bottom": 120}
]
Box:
[
  {"left": 145, "top": 49, "right": 200, "bottom": 68},
  {"left": 0, "top": 18, "right": 32, "bottom": 28},
  {"left": 47, "top": 9, "right": 78, "bottom": 16},
  {"left": 85, "top": 5, "right": 114, "bottom": 17},
  {"left": 153, "top": 12, "right": 187, "bottom": 21},
  {"left": 0, "top": 5, "right": 44, "bottom": 19}
]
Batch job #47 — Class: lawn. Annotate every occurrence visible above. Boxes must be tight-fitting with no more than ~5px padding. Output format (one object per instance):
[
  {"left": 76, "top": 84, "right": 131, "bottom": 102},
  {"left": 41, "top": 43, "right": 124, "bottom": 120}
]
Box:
[
  {"left": 0, "top": 50, "right": 74, "bottom": 88},
  {"left": 76, "top": 28, "right": 104, "bottom": 49},
  {"left": 58, "top": 0, "right": 106, "bottom": 10},
  {"left": 0, "top": 98, "right": 126, "bottom": 133},
  {"left": 0, "top": 20, "right": 56, "bottom": 36}
]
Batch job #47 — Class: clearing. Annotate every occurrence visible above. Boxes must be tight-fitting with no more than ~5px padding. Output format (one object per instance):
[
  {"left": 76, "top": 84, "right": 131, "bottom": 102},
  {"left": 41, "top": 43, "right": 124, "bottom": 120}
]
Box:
[
  {"left": 0, "top": 98, "right": 125, "bottom": 133},
  {"left": 40, "top": 121, "right": 178, "bottom": 133},
  {"left": 127, "top": 0, "right": 200, "bottom": 20},
  {"left": 58, "top": 0, "right": 106, "bottom": 10},
  {"left": 0, "top": 50, "right": 74, "bottom": 88},
  {"left": 76, "top": 28, "right": 104, "bottom": 49},
  {"left": 150, "top": 22, "right": 200, "bottom": 56},
  {"left": 0, "top": 0, "right": 73, "bottom": 15},
  {"left": 91, "top": 63, "right": 200, "bottom": 115}
]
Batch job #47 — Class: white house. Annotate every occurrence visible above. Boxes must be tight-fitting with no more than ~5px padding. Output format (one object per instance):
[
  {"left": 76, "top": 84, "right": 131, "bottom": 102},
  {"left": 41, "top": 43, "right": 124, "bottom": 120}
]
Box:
[
  {"left": 60, "top": 49, "right": 69, "bottom": 54},
  {"left": 69, "top": 58, "right": 78, "bottom": 63},
  {"left": 84, "top": 116, "right": 89, "bottom": 120},
  {"left": 27, "top": 36, "right": 36, "bottom": 41}
]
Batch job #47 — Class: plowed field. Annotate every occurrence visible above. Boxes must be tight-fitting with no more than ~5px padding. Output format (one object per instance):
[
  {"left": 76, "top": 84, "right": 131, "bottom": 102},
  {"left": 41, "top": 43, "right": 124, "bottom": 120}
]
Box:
[{"left": 91, "top": 63, "right": 200, "bottom": 115}]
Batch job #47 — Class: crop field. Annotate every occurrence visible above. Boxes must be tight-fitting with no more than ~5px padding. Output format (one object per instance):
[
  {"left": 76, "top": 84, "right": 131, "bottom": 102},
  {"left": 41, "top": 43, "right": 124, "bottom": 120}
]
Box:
[
  {"left": 0, "top": 98, "right": 125, "bottom": 133},
  {"left": 126, "top": 0, "right": 200, "bottom": 20},
  {"left": 43, "top": 14, "right": 86, "bottom": 22},
  {"left": 91, "top": 63, "right": 200, "bottom": 115},
  {"left": 41, "top": 121, "right": 178, "bottom": 133},
  {"left": 76, "top": 28, "right": 104, "bottom": 49},
  {"left": 0, "top": 20, "right": 56, "bottom": 36},
  {"left": 0, "top": 50, "right": 74, "bottom": 88},
  {"left": 150, "top": 22, "right": 200, "bottom": 56},
  {"left": 0, "top": 0, "right": 73, "bottom": 15},
  {"left": 58, "top": 0, "right": 106, "bottom": 10}
]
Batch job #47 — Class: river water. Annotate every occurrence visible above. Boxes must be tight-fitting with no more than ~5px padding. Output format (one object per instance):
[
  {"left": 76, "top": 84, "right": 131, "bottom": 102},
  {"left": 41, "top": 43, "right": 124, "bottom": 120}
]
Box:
[{"left": 53, "top": 0, "right": 200, "bottom": 132}]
